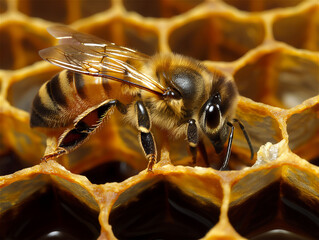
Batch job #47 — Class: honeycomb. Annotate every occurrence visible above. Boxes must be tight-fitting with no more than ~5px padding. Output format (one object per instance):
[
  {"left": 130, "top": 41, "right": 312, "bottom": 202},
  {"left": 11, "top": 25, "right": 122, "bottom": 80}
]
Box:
[{"left": 0, "top": 0, "right": 318, "bottom": 239}]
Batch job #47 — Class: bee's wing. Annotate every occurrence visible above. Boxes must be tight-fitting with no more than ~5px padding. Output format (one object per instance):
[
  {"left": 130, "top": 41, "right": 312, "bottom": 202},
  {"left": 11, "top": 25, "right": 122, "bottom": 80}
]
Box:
[
  {"left": 40, "top": 26, "right": 165, "bottom": 95},
  {"left": 47, "top": 25, "right": 149, "bottom": 61}
]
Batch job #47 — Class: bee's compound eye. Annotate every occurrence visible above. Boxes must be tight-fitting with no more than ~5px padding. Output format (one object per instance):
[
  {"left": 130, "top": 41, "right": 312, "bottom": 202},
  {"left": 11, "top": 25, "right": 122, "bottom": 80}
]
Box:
[{"left": 206, "top": 104, "right": 220, "bottom": 129}]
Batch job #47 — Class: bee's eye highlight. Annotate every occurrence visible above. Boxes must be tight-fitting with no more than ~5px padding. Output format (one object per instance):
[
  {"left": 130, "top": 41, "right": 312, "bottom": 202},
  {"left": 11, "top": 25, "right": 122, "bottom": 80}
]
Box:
[
  {"left": 213, "top": 92, "right": 221, "bottom": 103},
  {"left": 206, "top": 104, "right": 220, "bottom": 129}
]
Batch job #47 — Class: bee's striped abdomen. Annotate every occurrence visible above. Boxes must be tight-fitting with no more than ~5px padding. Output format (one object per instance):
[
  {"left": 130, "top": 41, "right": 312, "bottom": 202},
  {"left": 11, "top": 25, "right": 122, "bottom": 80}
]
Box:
[
  {"left": 73, "top": 72, "right": 86, "bottom": 99},
  {"left": 46, "top": 74, "right": 68, "bottom": 107},
  {"left": 30, "top": 70, "right": 111, "bottom": 129},
  {"left": 72, "top": 71, "right": 111, "bottom": 104},
  {"left": 30, "top": 92, "right": 57, "bottom": 128},
  {"left": 31, "top": 71, "right": 72, "bottom": 128}
]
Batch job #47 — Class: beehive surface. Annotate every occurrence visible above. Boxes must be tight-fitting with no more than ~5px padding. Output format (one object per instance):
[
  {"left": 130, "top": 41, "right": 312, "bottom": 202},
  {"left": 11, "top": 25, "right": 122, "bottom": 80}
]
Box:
[{"left": 0, "top": 0, "right": 318, "bottom": 239}]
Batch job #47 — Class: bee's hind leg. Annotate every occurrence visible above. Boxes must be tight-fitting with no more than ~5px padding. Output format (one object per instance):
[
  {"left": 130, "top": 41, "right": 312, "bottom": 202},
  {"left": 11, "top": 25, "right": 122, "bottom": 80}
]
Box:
[
  {"left": 41, "top": 148, "right": 67, "bottom": 162},
  {"left": 135, "top": 101, "right": 157, "bottom": 172},
  {"left": 42, "top": 99, "right": 127, "bottom": 161}
]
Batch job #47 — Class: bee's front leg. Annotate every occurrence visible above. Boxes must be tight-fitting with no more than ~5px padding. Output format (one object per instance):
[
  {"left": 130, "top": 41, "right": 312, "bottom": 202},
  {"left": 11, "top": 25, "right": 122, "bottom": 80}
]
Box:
[
  {"left": 135, "top": 101, "right": 157, "bottom": 171},
  {"left": 41, "top": 99, "right": 127, "bottom": 161},
  {"left": 187, "top": 119, "right": 199, "bottom": 165}
]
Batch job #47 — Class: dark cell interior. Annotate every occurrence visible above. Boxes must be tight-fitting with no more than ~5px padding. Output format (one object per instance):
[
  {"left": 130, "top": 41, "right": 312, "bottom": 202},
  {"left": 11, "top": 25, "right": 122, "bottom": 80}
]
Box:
[
  {"left": 109, "top": 180, "right": 220, "bottom": 239},
  {"left": 82, "top": 20, "right": 158, "bottom": 56},
  {"left": 18, "top": 0, "right": 68, "bottom": 23},
  {"left": 0, "top": 151, "right": 29, "bottom": 176},
  {"left": 123, "top": 0, "right": 204, "bottom": 18},
  {"left": 224, "top": 0, "right": 303, "bottom": 12},
  {"left": 81, "top": 161, "right": 139, "bottom": 184},
  {"left": 234, "top": 51, "right": 319, "bottom": 108},
  {"left": 0, "top": 184, "right": 100, "bottom": 240},
  {"left": 8, "top": 69, "right": 59, "bottom": 112},
  {"left": 169, "top": 16, "right": 265, "bottom": 61},
  {"left": 228, "top": 179, "right": 319, "bottom": 239},
  {"left": 273, "top": 7, "right": 319, "bottom": 51},
  {"left": 0, "top": 23, "right": 51, "bottom": 70},
  {"left": 0, "top": 0, "right": 7, "bottom": 13}
]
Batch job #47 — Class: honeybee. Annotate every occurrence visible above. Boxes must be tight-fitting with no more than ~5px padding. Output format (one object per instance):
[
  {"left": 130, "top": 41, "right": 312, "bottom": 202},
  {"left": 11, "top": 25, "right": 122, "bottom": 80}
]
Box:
[{"left": 30, "top": 26, "right": 253, "bottom": 171}]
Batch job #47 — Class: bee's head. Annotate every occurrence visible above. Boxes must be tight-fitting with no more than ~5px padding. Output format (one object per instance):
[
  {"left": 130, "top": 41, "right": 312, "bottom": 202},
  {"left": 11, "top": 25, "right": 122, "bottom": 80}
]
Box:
[{"left": 155, "top": 54, "right": 209, "bottom": 108}]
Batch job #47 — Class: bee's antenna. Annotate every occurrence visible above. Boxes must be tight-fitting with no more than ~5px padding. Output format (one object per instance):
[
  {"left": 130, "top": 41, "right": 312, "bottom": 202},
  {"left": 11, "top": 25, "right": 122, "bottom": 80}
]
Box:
[
  {"left": 220, "top": 119, "right": 254, "bottom": 171},
  {"left": 233, "top": 118, "right": 254, "bottom": 160},
  {"left": 220, "top": 122, "right": 234, "bottom": 170}
]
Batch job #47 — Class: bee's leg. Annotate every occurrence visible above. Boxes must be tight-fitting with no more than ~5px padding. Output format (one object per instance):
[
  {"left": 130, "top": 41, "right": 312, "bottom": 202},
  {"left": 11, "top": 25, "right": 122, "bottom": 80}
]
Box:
[
  {"left": 233, "top": 119, "right": 254, "bottom": 160},
  {"left": 187, "top": 119, "right": 199, "bottom": 165},
  {"left": 135, "top": 101, "right": 156, "bottom": 171},
  {"left": 41, "top": 148, "right": 67, "bottom": 162},
  {"left": 41, "top": 129, "right": 90, "bottom": 161},
  {"left": 41, "top": 99, "right": 126, "bottom": 161},
  {"left": 140, "top": 132, "right": 156, "bottom": 171},
  {"left": 220, "top": 122, "right": 234, "bottom": 171},
  {"left": 198, "top": 140, "right": 209, "bottom": 167}
]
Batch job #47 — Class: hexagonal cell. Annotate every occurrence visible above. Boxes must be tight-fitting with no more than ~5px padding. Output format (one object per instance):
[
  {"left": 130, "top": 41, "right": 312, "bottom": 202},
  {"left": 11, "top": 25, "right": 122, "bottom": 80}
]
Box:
[
  {"left": 0, "top": 151, "right": 30, "bottom": 176},
  {"left": 0, "top": 26, "right": 15, "bottom": 70},
  {"left": 250, "top": 229, "right": 314, "bottom": 240},
  {"left": 81, "top": 161, "right": 139, "bottom": 184},
  {"left": 287, "top": 106, "right": 319, "bottom": 161},
  {"left": 235, "top": 100, "right": 283, "bottom": 160},
  {"left": 234, "top": 49, "right": 319, "bottom": 108},
  {"left": 123, "top": 0, "right": 204, "bottom": 18},
  {"left": 79, "top": 18, "right": 159, "bottom": 55},
  {"left": 1, "top": 111, "right": 46, "bottom": 166},
  {"left": 7, "top": 68, "right": 60, "bottom": 112},
  {"left": 228, "top": 168, "right": 282, "bottom": 237},
  {"left": 109, "top": 177, "right": 221, "bottom": 239},
  {"left": 280, "top": 166, "right": 319, "bottom": 239},
  {"left": 223, "top": 0, "right": 304, "bottom": 12},
  {"left": 17, "top": 0, "right": 112, "bottom": 23},
  {"left": 228, "top": 166, "right": 319, "bottom": 239},
  {"left": 17, "top": 0, "right": 69, "bottom": 23},
  {"left": 0, "top": 174, "right": 101, "bottom": 239},
  {"left": 169, "top": 15, "right": 265, "bottom": 61},
  {"left": 0, "top": 22, "right": 52, "bottom": 70},
  {"left": 273, "top": 5, "right": 319, "bottom": 51},
  {"left": 0, "top": 0, "right": 7, "bottom": 13},
  {"left": 80, "top": 0, "right": 112, "bottom": 18}
]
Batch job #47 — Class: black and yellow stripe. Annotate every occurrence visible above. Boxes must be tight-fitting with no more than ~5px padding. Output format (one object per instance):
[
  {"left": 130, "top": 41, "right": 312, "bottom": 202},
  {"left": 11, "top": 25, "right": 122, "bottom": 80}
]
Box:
[
  {"left": 30, "top": 70, "right": 112, "bottom": 129},
  {"left": 31, "top": 71, "right": 69, "bottom": 128}
]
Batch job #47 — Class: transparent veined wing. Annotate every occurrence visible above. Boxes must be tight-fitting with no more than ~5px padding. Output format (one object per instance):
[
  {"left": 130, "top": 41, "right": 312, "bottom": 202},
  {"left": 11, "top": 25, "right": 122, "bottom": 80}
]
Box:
[
  {"left": 47, "top": 25, "right": 149, "bottom": 61},
  {"left": 39, "top": 26, "right": 165, "bottom": 95}
]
